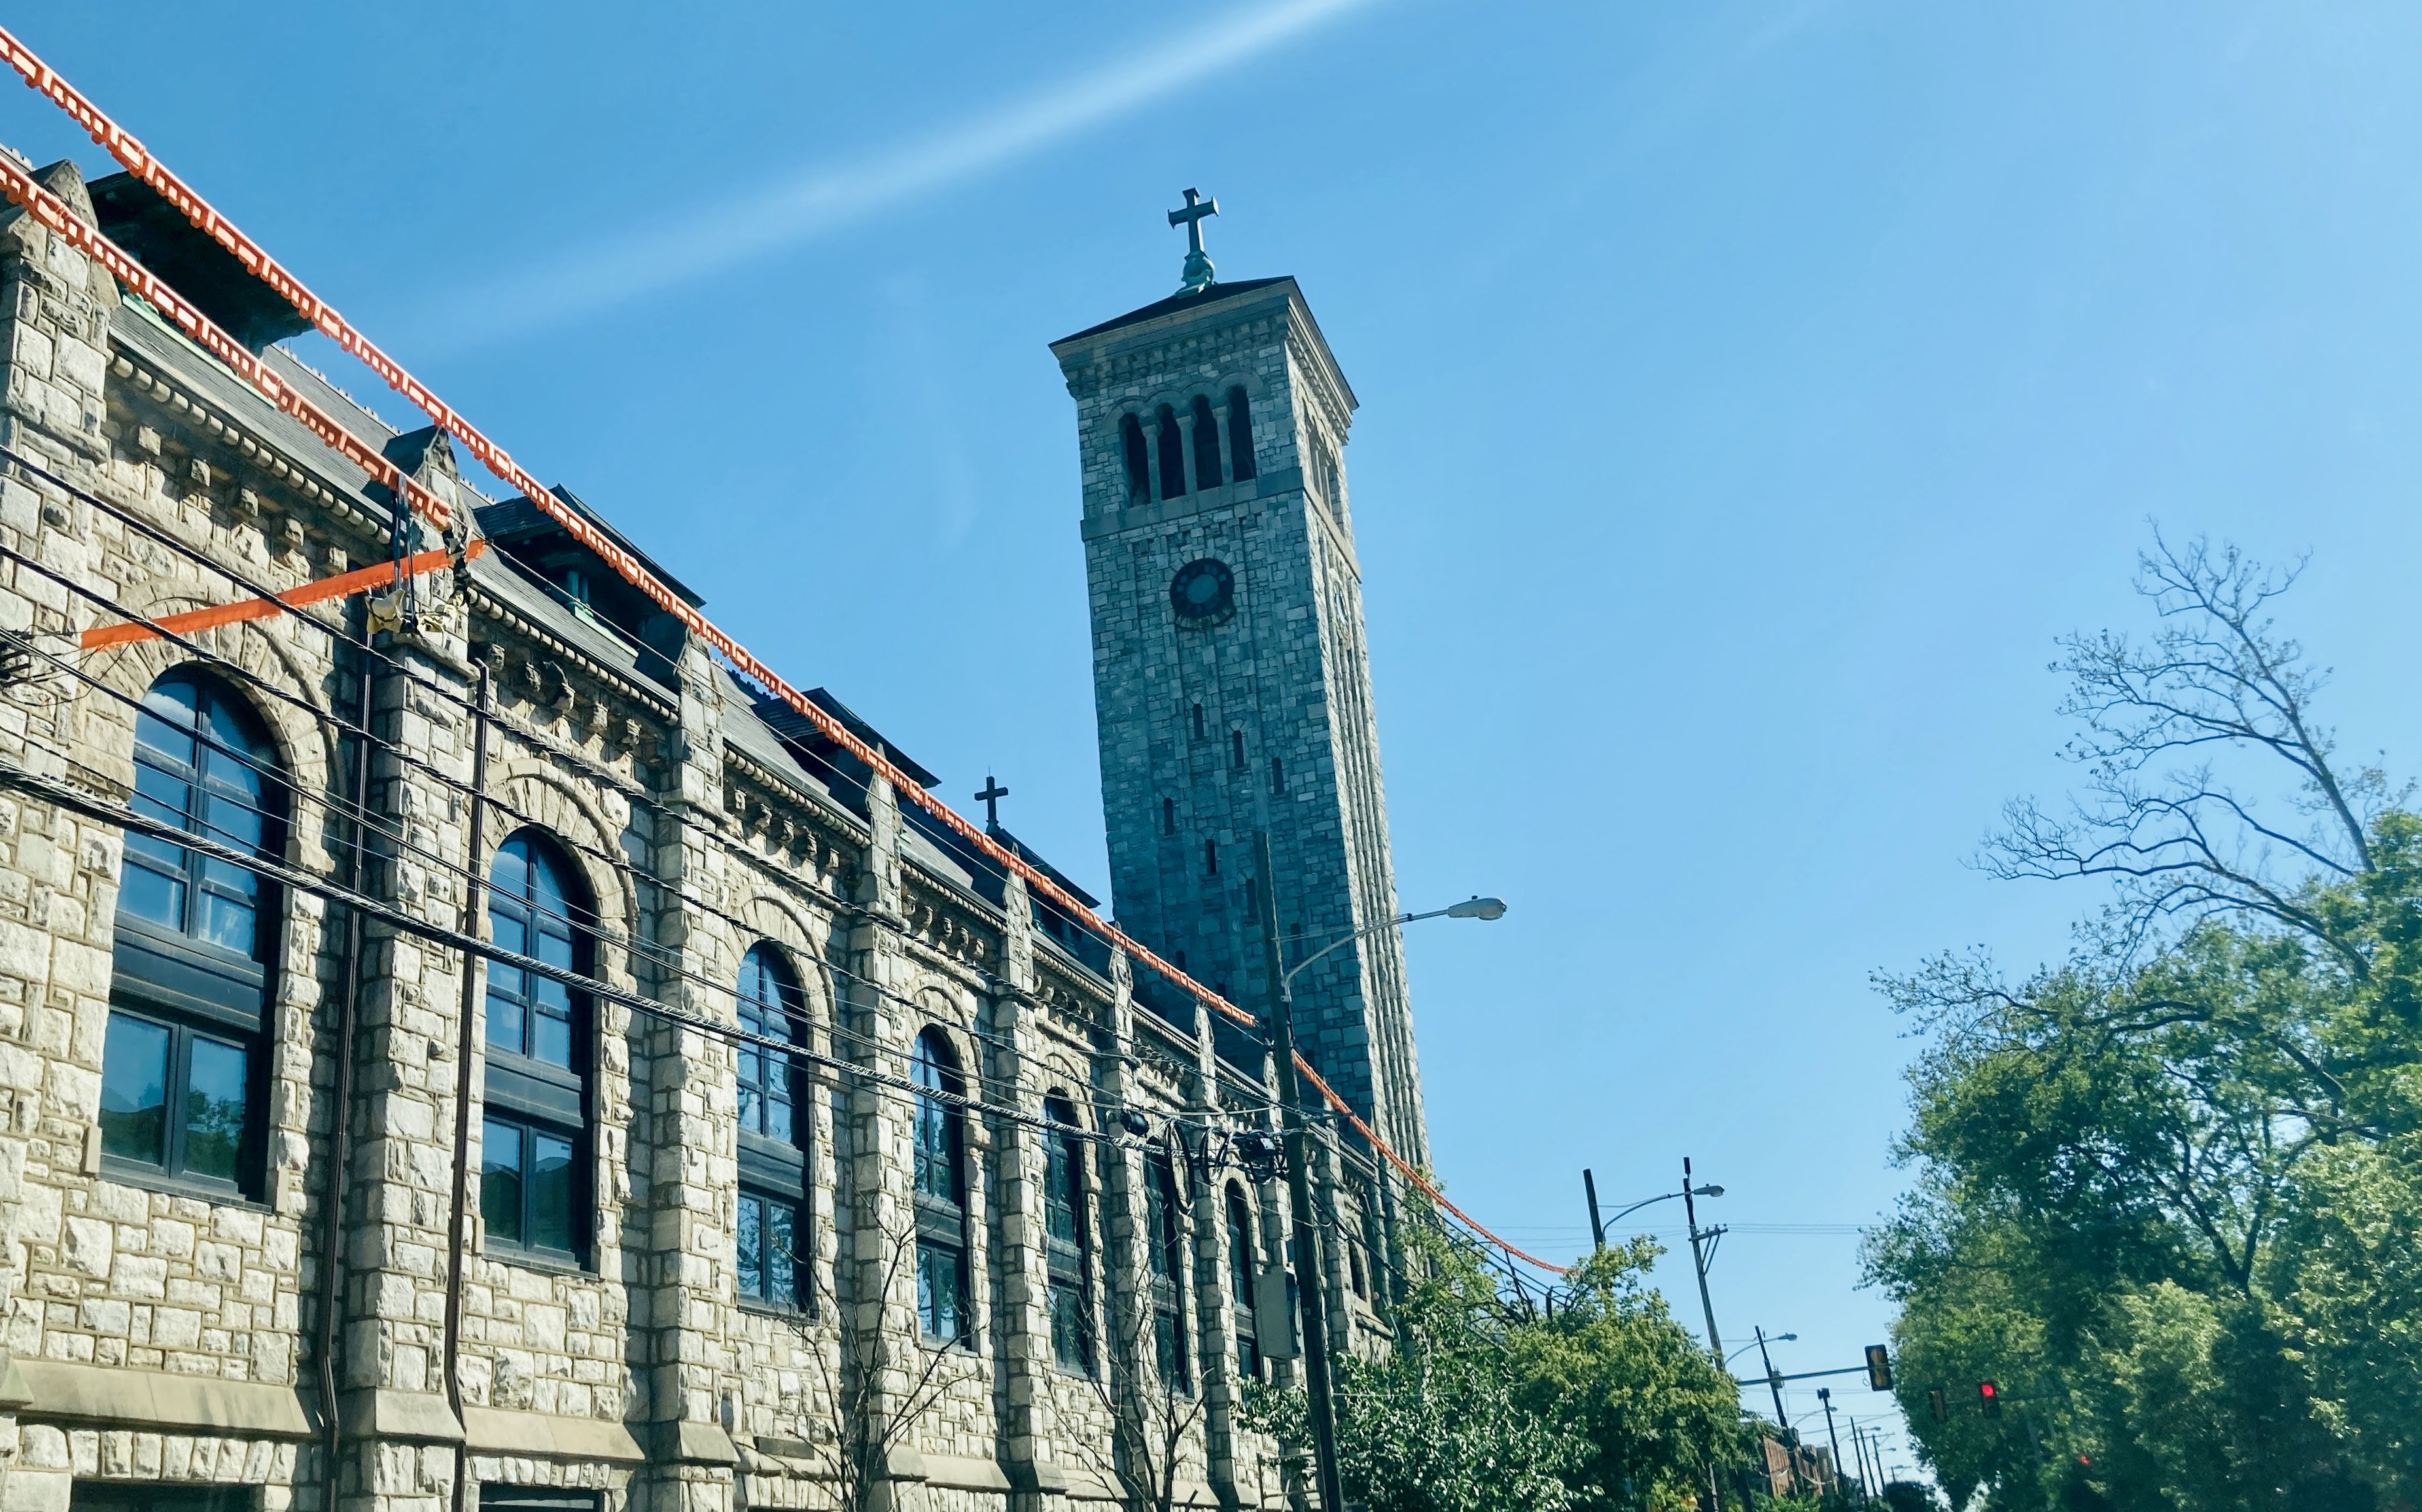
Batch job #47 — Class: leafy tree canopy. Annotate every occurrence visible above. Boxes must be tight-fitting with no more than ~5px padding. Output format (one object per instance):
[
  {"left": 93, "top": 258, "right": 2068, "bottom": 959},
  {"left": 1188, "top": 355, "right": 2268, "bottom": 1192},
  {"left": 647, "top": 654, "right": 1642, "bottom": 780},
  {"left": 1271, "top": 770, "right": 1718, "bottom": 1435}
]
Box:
[{"left": 1869, "top": 535, "right": 2419, "bottom": 1511}]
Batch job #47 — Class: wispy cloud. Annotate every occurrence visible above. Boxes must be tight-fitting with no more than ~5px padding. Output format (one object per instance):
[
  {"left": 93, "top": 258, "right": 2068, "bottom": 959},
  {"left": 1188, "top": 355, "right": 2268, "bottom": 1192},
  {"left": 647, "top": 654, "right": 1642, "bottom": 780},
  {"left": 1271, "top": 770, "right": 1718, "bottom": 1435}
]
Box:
[{"left": 416, "top": 0, "right": 1377, "bottom": 350}]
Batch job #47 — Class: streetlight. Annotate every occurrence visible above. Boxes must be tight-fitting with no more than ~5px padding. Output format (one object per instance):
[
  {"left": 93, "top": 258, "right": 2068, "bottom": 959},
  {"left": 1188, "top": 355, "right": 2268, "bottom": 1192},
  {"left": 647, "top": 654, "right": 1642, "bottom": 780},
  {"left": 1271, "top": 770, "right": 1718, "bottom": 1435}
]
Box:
[
  {"left": 1583, "top": 1177, "right": 1725, "bottom": 1252},
  {"left": 1278, "top": 895, "right": 1509, "bottom": 991},
  {"left": 1253, "top": 836, "right": 1505, "bottom": 1512},
  {"left": 1727, "top": 1332, "right": 1795, "bottom": 1367}
]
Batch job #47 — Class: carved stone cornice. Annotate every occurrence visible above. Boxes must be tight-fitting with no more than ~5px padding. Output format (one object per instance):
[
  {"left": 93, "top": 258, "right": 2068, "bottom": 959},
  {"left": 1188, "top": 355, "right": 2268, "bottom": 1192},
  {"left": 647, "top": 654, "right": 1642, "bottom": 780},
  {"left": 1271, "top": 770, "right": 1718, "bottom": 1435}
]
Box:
[{"left": 899, "top": 870, "right": 1000, "bottom": 972}]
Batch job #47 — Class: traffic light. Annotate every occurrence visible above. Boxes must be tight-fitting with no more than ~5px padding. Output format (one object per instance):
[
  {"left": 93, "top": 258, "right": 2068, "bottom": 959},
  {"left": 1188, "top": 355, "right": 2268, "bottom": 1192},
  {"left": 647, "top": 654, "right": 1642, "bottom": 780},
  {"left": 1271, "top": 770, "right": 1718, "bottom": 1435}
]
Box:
[
  {"left": 1928, "top": 1388, "right": 1948, "bottom": 1422},
  {"left": 1867, "top": 1344, "right": 1893, "bottom": 1391},
  {"left": 1978, "top": 1380, "right": 2001, "bottom": 1417}
]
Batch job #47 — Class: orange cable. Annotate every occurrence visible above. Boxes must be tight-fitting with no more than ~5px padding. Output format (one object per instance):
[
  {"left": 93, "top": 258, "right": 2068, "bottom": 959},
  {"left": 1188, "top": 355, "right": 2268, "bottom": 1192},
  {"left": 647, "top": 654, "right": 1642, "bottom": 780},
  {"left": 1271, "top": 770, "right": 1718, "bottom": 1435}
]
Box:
[
  {"left": 0, "top": 24, "right": 1560, "bottom": 1276},
  {"left": 79, "top": 540, "right": 485, "bottom": 650}
]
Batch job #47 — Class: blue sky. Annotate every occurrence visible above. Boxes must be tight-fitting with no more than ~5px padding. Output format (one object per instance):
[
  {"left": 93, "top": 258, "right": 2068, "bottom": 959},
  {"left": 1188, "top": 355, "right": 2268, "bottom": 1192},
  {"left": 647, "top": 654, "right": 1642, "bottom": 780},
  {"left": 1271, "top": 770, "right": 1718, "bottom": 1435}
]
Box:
[{"left": 20, "top": 0, "right": 2422, "bottom": 1475}]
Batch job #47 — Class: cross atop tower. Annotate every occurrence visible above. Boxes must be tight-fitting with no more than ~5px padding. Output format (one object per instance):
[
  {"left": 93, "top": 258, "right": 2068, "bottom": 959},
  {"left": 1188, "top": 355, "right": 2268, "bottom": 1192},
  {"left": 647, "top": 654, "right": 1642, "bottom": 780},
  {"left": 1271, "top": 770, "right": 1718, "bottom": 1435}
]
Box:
[
  {"left": 1168, "top": 187, "right": 1219, "bottom": 293},
  {"left": 974, "top": 774, "right": 1009, "bottom": 831}
]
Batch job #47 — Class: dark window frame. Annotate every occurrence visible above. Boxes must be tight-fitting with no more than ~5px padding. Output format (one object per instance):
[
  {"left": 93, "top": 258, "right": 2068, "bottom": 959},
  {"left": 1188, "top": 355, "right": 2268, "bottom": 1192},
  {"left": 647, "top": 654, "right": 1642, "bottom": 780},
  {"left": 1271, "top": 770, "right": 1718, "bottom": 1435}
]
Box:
[
  {"left": 1227, "top": 1183, "right": 1263, "bottom": 1381},
  {"left": 481, "top": 830, "right": 595, "bottom": 1268},
  {"left": 911, "top": 1027, "right": 972, "bottom": 1346},
  {"left": 737, "top": 1186, "right": 808, "bottom": 1311},
  {"left": 1148, "top": 1151, "right": 1191, "bottom": 1394},
  {"left": 1044, "top": 1095, "right": 1095, "bottom": 1375},
  {"left": 481, "top": 1112, "right": 584, "bottom": 1267},
  {"left": 104, "top": 670, "right": 284, "bottom": 1202}
]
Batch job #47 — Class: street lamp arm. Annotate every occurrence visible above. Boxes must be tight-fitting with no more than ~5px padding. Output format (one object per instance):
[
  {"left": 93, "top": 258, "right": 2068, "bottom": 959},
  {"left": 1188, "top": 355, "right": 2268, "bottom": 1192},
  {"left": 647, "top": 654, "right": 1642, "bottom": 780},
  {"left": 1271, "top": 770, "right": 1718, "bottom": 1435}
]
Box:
[
  {"left": 1602, "top": 1189, "right": 1686, "bottom": 1229},
  {"left": 1280, "top": 898, "right": 1505, "bottom": 990}
]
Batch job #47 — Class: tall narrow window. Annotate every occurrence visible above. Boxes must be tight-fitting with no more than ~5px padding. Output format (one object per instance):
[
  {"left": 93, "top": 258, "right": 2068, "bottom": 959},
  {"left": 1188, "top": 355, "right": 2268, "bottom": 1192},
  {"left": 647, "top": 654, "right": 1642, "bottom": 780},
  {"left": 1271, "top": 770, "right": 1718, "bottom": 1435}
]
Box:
[
  {"left": 1244, "top": 877, "right": 1259, "bottom": 922},
  {"left": 1162, "top": 797, "right": 1176, "bottom": 836},
  {"left": 1190, "top": 395, "right": 1224, "bottom": 492},
  {"left": 1044, "top": 1097, "right": 1094, "bottom": 1373},
  {"left": 1227, "top": 1184, "right": 1263, "bottom": 1380},
  {"left": 482, "top": 832, "right": 593, "bottom": 1267},
  {"left": 1148, "top": 1152, "right": 1190, "bottom": 1392},
  {"left": 1155, "top": 405, "right": 1187, "bottom": 500},
  {"left": 1120, "top": 413, "right": 1151, "bottom": 505},
  {"left": 103, "top": 672, "right": 282, "bottom": 1198},
  {"left": 737, "top": 943, "right": 809, "bottom": 1309},
  {"left": 1190, "top": 703, "right": 1206, "bottom": 741},
  {"left": 1226, "top": 388, "right": 1257, "bottom": 482},
  {"left": 1360, "top": 1186, "right": 1388, "bottom": 1304},
  {"left": 1204, "top": 838, "right": 1218, "bottom": 876},
  {"left": 912, "top": 1028, "right": 970, "bottom": 1343},
  {"left": 737, "top": 1189, "right": 801, "bottom": 1309},
  {"left": 1269, "top": 756, "right": 1284, "bottom": 796},
  {"left": 1230, "top": 729, "right": 1246, "bottom": 769}
]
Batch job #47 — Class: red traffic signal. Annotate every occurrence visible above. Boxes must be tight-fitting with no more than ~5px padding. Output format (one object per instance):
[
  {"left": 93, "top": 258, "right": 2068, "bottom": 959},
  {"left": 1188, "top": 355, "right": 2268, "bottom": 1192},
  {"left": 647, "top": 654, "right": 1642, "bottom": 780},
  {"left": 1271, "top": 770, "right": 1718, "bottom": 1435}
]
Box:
[
  {"left": 1979, "top": 1380, "right": 2002, "bottom": 1417},
  {"left": 1867, "top": 1344, "right": 1893, "bottom": 1391}
]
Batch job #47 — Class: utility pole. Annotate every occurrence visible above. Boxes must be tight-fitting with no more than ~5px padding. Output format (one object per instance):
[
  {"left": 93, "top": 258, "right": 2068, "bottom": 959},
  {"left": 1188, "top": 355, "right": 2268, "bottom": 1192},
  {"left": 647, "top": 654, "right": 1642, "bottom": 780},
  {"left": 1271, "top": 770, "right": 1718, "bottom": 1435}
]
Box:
[
  {"left": 1818, "top": 1388, "right": 1848, "bottom": 1503},
  {"left": 1681, "top": 1157, "right": 1725, "bottom": 1360},
  {"left": 1255, "top": 834, "right": 1346, "bottom": 1512},
  {"left": 1583, "top": 1168, "right": 1606, "bottom": 1252},
  {"left": 1755, "top": 1326, "right": 1796, "bottom": 1496}
]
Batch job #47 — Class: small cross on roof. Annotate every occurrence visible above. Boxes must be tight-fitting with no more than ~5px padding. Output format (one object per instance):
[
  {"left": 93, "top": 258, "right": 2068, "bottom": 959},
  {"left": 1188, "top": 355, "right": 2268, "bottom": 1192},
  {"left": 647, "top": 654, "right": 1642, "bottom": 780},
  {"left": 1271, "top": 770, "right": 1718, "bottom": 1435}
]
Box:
[{"left": 1168, "top": 187, "right": 1219, "bottom": 293}]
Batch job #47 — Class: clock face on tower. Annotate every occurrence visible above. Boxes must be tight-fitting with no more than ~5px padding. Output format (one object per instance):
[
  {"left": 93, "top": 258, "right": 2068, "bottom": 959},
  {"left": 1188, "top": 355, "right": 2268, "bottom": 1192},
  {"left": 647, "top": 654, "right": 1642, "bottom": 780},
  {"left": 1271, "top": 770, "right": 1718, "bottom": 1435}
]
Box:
[{"left": 1168, "top": 558, "right": 1236, "bottom": 625}]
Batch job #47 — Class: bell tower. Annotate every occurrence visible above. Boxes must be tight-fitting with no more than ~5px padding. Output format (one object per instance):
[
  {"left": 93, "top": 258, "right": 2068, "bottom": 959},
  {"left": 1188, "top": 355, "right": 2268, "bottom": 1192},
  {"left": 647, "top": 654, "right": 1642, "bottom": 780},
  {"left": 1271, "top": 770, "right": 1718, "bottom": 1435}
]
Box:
[{"left": 1051, "top": 200, "right": 1428, "bottom": 1165}]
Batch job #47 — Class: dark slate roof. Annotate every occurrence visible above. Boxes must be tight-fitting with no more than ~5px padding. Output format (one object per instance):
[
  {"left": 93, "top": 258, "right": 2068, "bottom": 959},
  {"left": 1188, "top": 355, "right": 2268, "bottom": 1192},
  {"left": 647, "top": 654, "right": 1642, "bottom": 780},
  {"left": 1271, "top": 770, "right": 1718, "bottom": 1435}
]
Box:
[
  {"left": 112, "top": 294, "right": 395, "bottom": 516},
  {"left": 91, "top": 173, "right": 313, "bottom": 352},
  {"left": 1052, "top": 276, "right": 1292, "bottom": 345},
  {"left": 465, "top": 542, "right": 676, "bottom": 693},
  {"left": 985, "top": 824, "right": 1100, "bottom": 911},
  {"left": 476, "top": 487, "right": 707, "bottom": 609},
  {"left": 750, "top": 686, "right": 941, "bottom": 791}
]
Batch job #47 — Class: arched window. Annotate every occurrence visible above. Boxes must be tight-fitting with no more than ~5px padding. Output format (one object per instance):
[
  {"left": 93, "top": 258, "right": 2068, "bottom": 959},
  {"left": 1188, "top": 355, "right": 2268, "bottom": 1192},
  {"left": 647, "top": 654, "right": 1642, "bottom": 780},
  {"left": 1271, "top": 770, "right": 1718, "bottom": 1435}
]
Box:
[
  {"left": 1226, "top": 1184, "right": 1262, "bottom": 1380},
  {"left": 737, "top": 943, "right": 809, "bottom": 1309},
  {"left": 1161, "top": 797, "right": 1176, "bottom": 837},
  {"left": 912, "top": 1027, "right": 969, "bottom": 1343},
  {"left": 1269, "top": 756, "right": 1284, "bottom": 796},
  {"left": 1043, "top": 1095, "right": 1093, "bottom": 1373},
  {"left": 1120, "top": 413, "right": 1151, "bottom": 506},
  {"left": 482, "top": 831, "right": 593, "bottom": 1266},
  {"left": 1155, "top": 404, "right": 1187, "bottom": 501},
  {"left": 1147, "top": 1151, "right": 1190, "bottom": 1393},
  {"left": 1190, "top": 395, "right": 1224, "bottom": 492},
  {"left": 1190, "top": 703, "right": 1206, "bottom": 741},
  {"left": 1226, "top": 388, "right": 1257, "bottom": 482},
  {"left": 102, "top": 671, "right": 283, "bottom": 1196},
  {"left": 1230, "top": 729, "right": 1246, "bottom": 769}
]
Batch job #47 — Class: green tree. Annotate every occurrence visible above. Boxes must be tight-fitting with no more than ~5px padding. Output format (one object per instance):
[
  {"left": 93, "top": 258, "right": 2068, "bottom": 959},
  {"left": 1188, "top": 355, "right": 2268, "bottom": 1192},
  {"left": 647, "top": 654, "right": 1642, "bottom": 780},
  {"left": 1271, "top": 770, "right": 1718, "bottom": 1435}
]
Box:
[
  {"left": 1867, "top": 534, "right": 2421, "bottom": 1511},
  {"left": 1509, "top": 1239, "right": 1744, "bottom": 1510},
  {"left": 1243, "top": 1213, "right": 1748, "bottom": 1512}
]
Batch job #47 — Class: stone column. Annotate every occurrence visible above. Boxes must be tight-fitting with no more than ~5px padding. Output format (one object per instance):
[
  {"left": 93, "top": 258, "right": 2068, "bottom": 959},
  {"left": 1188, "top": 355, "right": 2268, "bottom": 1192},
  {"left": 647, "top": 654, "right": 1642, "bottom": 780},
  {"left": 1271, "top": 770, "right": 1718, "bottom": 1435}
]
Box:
[
  {"left": 1188, "top": 1010, "right": 1242, "bottom": 1511},
  {"left": 0, "top": 158, "right": 124, "bottom": 1512},
  {"left": 989, "top": 871, "right": 1060, "bottom": 1507},
  {"left": 627, "top": 642, "right": 741, "bottom": 1512},
  {"left": 338, "top": 452, "right": 483, "bottom": 1512},
  {"left": 1096, "top": 954, "right": 1158, "bottom": 1502},
  {"left": 1174, "top": 410, "right": 1200, "bottom": 498},
  {"left": 1306, "top": 1130, "right": 1352, "bottom": 1360},
  {"left": 839, "top": 777, "right": 914, "bottom": 1512}
]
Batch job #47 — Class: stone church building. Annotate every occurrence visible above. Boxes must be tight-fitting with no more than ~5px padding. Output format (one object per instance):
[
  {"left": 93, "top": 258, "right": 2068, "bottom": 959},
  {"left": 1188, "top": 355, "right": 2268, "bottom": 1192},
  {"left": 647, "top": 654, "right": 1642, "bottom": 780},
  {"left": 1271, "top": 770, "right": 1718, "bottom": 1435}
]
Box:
[{"left": 0, "top": 156, "right": 1429, "bottom": 1512}]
